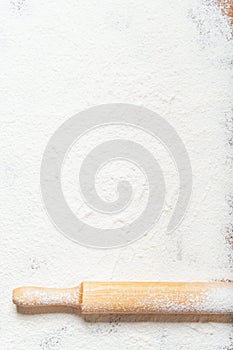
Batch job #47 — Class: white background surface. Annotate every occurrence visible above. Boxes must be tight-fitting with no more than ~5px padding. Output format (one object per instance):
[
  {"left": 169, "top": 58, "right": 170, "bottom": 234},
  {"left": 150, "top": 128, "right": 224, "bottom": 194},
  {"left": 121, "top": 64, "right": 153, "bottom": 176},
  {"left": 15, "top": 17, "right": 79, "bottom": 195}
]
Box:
[{"left": 0, "top": 0, "right": 233, "bottom": 349}]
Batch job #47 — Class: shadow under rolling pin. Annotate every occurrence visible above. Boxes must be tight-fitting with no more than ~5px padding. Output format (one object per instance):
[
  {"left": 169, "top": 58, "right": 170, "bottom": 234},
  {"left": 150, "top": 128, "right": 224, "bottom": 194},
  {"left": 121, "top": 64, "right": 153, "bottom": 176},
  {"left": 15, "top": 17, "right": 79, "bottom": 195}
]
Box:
[{"left": 13, "top": 282, "right": 233, "bottom": 317}]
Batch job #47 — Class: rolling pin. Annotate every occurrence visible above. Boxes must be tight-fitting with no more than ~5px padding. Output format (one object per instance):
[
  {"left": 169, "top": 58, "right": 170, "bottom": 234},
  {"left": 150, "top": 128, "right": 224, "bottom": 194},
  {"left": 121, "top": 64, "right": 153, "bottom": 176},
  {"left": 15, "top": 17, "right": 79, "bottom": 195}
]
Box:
[{"left": 13, "top": 282, "right": 233, "bottom": 314}]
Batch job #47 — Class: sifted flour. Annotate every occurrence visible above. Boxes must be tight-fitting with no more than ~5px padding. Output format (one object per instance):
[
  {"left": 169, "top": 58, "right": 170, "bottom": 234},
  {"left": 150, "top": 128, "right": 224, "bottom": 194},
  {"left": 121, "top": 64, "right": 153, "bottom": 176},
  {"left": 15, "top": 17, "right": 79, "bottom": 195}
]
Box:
[{"left": 0, "top": 0, "right": 232, "bottom": 349}]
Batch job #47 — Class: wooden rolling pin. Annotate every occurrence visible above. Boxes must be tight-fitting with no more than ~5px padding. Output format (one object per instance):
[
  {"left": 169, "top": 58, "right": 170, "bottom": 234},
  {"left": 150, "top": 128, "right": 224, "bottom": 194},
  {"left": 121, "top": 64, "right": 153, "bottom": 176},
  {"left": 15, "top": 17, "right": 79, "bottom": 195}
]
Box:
[{"left": 13, "top": 282, "right": 233, "bottom": 314}]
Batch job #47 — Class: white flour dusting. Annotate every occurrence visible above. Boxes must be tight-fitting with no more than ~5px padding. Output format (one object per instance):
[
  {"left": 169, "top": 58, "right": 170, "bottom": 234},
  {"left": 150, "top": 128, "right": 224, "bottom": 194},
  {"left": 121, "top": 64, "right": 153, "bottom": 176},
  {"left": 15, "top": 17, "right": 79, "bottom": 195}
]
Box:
[
  {"left": 205, "top": 286, "right": 233, "bottom": 313},
  {"left": 13, "top": 287, "right": 81, "bottom": 307},
  {"left": 0, "top": 0, "right": 232, "bottom": 349}
]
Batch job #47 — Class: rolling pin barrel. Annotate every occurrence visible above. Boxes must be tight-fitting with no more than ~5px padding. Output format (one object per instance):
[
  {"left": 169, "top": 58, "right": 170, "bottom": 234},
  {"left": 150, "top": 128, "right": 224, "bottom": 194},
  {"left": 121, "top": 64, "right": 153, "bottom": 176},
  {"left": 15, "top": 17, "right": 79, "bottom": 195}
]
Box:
[{"left": 81, "top": 282, "right": 233, "bottom": 314}]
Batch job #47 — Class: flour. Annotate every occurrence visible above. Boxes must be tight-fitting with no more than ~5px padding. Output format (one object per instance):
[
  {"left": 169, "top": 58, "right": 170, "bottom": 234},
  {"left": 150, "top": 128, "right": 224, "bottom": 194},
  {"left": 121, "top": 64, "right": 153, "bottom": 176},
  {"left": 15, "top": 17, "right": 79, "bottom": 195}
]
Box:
[
  {"left": 13, "top": 287, "right": 81, "bottom": 307},
  {"left": 155, "top": 286, "right": 233, "bottom": 314},
  {"left": 0, "top": 0, "right": 232, "bottom": 349}
]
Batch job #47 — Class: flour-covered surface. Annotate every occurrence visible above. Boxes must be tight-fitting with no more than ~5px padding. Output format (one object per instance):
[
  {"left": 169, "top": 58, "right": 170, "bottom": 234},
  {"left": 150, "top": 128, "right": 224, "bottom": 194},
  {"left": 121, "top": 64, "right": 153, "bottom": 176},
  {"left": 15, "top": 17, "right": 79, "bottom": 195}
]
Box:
[{"left": 0, "top": 0, "right": 233, "bottom": 349}]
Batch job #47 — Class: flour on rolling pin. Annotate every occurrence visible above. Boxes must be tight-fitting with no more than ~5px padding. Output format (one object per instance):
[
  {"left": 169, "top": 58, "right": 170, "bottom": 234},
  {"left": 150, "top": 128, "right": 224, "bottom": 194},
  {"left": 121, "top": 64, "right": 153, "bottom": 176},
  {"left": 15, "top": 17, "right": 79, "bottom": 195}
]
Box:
[
  {"left": 13, "top": 286, "right": 81, "bottom": 308},
  {"left": 13, "top": 282, "right": 233, "bottom": 315}
]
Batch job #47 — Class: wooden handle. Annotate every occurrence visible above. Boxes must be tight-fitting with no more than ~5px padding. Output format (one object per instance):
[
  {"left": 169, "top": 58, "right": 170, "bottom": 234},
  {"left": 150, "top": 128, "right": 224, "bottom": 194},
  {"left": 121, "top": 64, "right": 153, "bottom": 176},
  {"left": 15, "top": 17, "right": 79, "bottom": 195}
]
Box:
[
  {"left": 13, "top": 282, "right": 233, "bottom": 314},
  {"left": 13, "top": 286, "right": 81, "bottom": 308}
]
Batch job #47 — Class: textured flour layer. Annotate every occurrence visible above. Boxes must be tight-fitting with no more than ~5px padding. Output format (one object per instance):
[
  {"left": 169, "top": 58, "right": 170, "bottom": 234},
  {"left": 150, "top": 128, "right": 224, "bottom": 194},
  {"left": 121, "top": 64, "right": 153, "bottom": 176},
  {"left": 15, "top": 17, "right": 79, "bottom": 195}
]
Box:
[{"left": 0, "top": 0, "right": 232, "bottom": 349}]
